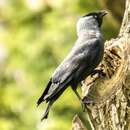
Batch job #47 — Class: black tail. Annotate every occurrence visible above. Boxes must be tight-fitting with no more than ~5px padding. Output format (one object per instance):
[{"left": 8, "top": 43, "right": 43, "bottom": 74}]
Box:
[
  {"left": 38, "top": 83, "right": 68, "bottom": 120},
  {"left": 37, "top": 79, "right": 52, "bottom": 106},
  {"left": 41, "top": 100, "right": 54, "bottom": 121}
]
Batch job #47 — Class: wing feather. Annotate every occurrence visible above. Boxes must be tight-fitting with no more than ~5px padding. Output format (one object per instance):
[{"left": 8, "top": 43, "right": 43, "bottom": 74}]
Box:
[{"left": 37, "top": 37, "right": 103, "bottom": 104}]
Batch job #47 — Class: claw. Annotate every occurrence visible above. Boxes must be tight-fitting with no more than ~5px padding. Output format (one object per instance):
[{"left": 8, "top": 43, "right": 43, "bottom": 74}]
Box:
[
  {"left": 82, "top": 97, "right": 95, "bottom": 105},
  {"left": 91, "top": 69, "right": 106, "bottom": 78}
]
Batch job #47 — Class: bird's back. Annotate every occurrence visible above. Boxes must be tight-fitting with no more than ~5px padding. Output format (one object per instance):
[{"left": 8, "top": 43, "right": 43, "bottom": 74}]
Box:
[
  {"left": 38, "top": 30, "right": 104, "bottom": 104},
  {"left": 37, "top": 11, "right": 107, "bottom": 120}
]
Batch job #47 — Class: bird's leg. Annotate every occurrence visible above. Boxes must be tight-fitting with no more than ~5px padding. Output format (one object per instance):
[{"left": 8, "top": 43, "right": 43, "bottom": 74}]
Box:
[{"left": 73, "top": 89, "right": 86, "bottom": 112}]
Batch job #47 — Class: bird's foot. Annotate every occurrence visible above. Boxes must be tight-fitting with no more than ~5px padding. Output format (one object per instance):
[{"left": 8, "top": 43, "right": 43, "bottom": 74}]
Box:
[
  {"left": 82, "top": 97, "right": 95, "bottom": 106},
  {"left": 91, "top": 69, "right": 106, "bottom": 78}
]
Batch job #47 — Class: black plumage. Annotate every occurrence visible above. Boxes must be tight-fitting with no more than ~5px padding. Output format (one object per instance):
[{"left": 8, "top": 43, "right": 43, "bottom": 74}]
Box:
[{"left": 37, "top": 10, "right": 107, "bottom": 120}]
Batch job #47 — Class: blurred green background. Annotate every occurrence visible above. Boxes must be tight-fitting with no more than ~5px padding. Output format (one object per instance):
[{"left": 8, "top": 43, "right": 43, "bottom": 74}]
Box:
[{"left": 0, "top": 0, "right": 124, "bottom": 130}]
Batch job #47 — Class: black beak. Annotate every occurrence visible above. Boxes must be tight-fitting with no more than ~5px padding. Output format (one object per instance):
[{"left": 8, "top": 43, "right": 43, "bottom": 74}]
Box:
[{"left": 100, "top": 10, "right": 108, "bottom": 17}]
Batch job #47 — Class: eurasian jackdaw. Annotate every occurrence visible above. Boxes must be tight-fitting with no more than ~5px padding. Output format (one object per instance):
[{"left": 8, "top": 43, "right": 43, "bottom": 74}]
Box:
[{"left": 37, "top": 10, "right": 107, "bottom": 120}]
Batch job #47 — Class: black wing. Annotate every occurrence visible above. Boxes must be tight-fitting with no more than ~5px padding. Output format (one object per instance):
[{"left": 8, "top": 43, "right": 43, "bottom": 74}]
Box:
[{"left": 37, "top": 37, "right": 103, "bottom": 105}]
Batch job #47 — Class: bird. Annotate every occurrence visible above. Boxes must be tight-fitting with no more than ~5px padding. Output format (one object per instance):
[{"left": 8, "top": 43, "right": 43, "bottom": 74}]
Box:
[{"left": 37, "top": 10, "right": 107, "bottom": 120}]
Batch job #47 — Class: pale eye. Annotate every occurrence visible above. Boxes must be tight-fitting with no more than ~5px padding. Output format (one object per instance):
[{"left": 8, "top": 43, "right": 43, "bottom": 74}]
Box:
[{"left": 94, "top": 15, "right": 97, "bottom": 19}]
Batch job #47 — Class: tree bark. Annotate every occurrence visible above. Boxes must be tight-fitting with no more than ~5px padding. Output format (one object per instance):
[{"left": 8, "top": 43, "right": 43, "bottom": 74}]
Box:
[{"left": 72, "top": 0, "right": 130, "bottom": 130}]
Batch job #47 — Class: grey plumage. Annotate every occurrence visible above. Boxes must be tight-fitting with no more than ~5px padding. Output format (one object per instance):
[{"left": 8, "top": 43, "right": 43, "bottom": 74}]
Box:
[{"left": 37, "top": 10, "right": 107, "bottom": 120}]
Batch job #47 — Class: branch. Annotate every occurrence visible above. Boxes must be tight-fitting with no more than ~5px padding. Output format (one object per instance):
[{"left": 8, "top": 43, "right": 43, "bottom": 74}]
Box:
[{"left": 72, "top": 115, "right": 88, "bottom": 130}]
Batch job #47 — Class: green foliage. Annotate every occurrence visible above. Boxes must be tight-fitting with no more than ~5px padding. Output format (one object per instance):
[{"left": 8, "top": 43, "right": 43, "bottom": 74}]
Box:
[{"left": 0, "top": 0, "right": 119, "bottom": 130}]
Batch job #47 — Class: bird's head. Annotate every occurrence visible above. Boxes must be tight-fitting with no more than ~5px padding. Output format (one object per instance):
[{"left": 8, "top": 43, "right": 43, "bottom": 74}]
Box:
[
  {"left": 76, "top": 10, "right": 108, "bottom": 36},
  {"left": 83, "top": 10, "right": 108, "bottom": 27}
]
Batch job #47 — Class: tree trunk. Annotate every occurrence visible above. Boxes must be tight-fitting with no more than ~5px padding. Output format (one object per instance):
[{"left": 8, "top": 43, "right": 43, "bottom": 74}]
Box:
[{"left": 72, "top": 0, "right": 130, "bottom": 130}]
